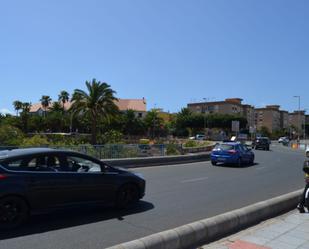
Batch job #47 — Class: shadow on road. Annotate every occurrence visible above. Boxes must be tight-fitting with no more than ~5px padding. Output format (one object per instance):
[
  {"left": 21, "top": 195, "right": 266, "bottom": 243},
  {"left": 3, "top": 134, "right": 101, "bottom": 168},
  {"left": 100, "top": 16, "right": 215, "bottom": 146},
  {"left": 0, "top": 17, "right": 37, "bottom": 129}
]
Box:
[
  {"left": 0, "top": 201, "right": 154, "bottom": 240},
  {"left": 214, "top": 162, "right": 259, "bottom": 168}
]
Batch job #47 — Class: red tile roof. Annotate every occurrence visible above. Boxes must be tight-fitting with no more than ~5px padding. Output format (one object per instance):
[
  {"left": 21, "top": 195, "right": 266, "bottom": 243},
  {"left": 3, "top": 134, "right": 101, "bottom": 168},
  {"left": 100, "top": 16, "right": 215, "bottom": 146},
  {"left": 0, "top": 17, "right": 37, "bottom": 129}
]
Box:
[
  {"left": 115, "top": 99, "right": 146, "bottom": 112},
  {"left": 29, "top": 98, "right": 146, "bottom": 113}
]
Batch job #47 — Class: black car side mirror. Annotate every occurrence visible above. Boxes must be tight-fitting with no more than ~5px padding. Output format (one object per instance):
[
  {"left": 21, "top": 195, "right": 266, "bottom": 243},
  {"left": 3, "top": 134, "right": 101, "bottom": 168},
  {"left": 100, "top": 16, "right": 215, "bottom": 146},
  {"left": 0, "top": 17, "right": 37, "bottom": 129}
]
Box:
[{"left": 101, "top": 163, "right": 109, "bottom": 173}]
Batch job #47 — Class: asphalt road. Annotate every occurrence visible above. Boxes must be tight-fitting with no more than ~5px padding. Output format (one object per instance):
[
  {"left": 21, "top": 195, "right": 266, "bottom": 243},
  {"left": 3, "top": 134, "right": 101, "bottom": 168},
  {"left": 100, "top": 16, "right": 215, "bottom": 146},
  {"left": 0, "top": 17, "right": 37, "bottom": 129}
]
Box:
[{"left": 0, "top": 145, "right": 306, "bottom": 249}]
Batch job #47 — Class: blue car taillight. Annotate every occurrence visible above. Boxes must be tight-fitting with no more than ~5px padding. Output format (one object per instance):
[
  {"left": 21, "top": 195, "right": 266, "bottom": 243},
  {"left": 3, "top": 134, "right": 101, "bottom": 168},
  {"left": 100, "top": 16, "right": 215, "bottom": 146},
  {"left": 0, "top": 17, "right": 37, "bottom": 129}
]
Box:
[{"left": 227, "top": 150, "right": 237, "bottom": 155}]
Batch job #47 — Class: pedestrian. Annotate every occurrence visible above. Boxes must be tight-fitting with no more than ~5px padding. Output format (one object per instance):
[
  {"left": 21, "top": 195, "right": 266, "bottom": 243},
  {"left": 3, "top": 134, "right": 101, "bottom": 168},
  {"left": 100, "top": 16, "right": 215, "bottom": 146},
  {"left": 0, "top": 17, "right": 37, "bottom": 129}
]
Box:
[{"left": 297, "top": 160, "right": 309, "bottom": 213}]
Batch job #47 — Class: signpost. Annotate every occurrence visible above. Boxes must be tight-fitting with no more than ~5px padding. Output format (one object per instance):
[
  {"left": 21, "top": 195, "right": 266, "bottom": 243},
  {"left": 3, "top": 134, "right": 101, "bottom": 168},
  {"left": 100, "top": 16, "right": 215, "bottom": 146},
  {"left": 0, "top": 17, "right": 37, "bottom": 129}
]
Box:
[
  {"left": 231, "top": 120, "right": 240, "bottom": 140},
  {"left": 231, "top": 121, "right": 240, "bottom": 132},
  {"left": 249, "top": 126, "right": 256, "bottom": 141}
]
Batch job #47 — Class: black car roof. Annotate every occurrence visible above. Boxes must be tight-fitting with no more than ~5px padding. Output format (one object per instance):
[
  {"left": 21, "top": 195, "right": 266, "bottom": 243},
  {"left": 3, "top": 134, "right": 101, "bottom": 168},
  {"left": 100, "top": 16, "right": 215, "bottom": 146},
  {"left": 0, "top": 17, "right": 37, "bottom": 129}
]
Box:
[{"left": 0, "top": 148, "right": 78, "bottom": 160}]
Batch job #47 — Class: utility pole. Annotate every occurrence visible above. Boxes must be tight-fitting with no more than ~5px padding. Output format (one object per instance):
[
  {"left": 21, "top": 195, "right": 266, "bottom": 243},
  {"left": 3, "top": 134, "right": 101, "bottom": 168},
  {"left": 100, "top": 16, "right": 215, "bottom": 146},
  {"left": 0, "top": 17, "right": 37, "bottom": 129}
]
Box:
[{"left": 294, "top": 96, "right": 301, "bottom": 144}]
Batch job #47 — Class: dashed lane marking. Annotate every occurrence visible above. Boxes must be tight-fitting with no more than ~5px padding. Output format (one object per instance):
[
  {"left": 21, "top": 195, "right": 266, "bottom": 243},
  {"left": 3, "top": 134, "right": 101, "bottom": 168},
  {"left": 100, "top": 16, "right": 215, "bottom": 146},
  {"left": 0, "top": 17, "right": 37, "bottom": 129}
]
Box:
[{"left": 181, "top": 177, "right": 209, "bottom": 183}]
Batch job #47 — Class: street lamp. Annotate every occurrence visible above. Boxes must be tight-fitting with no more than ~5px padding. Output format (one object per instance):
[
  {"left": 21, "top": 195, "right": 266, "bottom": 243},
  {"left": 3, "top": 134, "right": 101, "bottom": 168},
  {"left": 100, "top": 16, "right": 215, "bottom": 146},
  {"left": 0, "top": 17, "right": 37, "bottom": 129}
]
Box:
[
  {"left": 293, "top": 96, "right": 301, "bottom": 143},
  {"left": 303, "top": 108, "right": 307, "bottom": 141}
]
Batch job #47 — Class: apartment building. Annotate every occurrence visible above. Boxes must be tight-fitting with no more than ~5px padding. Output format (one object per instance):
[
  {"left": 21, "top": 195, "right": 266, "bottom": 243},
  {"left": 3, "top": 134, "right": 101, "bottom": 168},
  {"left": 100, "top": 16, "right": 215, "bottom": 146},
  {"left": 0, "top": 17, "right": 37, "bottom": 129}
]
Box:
[
  {"left": 187, "top": 97, "right": 309, "bottom": 135},
  {"left": 187, "top": 98, "right": 243, "bottom": 114},
  {"left": 254, "top": 105, "right": 282, "bottom": 133},
  {"left": 187, "top": 98, "right": 255, "bottom": 127},
  {"left": 289, "top": 111, "right": 306, "bottom": 135},
  {"left": 242, "top": 104, "right": 255, "bottom": 129},
  {"left": 280, "top": 110, "right": 289, "bottom": 130}
]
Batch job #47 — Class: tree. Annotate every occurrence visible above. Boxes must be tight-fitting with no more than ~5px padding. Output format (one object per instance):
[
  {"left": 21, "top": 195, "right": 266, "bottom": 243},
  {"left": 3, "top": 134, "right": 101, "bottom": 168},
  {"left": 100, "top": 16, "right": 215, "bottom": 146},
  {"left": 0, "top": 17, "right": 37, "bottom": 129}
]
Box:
[
  {"left": 46, "top": 102, "right": 66, "bottom": 132},
  {"left": 49, "top": 102, "right": 64, "bottom": 113},
  {"left": 144, "top": 110, "right": 164, "bottom": 138},
  {"left": 122, "top": 109, "right": 145, "bottom": 136},
  {"left": 21, "top": 102, "right": 31, "bottom": 113},
  {"left": 174, "top": 108, "right": 193, "bottom": 137},
  {"left": 13, "top": 100, "right": 23, "bottom": 116},
  {"left": 20, "top": 102, "right": 32, "bottom": 132},
  {"left": 70, "top": 79, "right": 119, "bottom": 144},
  {"left": 0, "top": 125, "right": 24, "bottom": 146},
  {"left": 260, "top": 126, "right": 271, "bottom": 137},
  {"left": 40, "top": 95, "right": 52, "bottom": 117},
  {"left": 58, "top": 91, "right": 70, "bottom": 110}
]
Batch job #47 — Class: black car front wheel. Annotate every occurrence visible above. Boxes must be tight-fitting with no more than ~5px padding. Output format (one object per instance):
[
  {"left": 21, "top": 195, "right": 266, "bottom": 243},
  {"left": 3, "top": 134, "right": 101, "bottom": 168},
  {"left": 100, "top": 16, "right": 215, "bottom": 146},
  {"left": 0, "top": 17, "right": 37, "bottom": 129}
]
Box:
[
  {"left": 115, "top": 184, "right": 139, "bottom": 209},
  {"left": 0, "top": 196, "right": 29, "bottom": 229}
]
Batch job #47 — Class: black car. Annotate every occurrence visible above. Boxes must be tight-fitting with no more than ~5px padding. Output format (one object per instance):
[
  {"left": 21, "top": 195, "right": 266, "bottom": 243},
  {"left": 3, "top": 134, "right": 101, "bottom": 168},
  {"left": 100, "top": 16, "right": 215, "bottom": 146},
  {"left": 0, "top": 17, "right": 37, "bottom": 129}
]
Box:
[
  {"left": 0, "top": 148, "right": 146, "bottom": 229},
  {"left": 253, "top": 137, "right": 270, "bottom": 150}
]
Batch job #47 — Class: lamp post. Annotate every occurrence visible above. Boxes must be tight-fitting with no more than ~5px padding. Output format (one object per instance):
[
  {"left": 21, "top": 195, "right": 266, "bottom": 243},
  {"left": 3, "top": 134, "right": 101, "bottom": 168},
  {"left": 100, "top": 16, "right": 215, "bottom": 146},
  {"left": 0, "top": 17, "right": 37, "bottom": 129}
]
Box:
[
  {"left": 303, "top": 109, "right": 307, "bottom": 141},
  {"left": 293, "top": 96, "right": 301, "bottom": 144}
]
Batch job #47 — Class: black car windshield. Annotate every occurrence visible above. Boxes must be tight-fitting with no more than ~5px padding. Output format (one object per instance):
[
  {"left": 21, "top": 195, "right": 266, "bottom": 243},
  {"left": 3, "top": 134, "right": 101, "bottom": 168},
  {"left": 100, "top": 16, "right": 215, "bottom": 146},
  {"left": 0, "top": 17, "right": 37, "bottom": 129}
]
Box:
[
  {"left": 257, "top": 138, "right": 268, "bottom": 142},
  {"left": 215, "top": 144, "right": 235, "bottom": 150}
]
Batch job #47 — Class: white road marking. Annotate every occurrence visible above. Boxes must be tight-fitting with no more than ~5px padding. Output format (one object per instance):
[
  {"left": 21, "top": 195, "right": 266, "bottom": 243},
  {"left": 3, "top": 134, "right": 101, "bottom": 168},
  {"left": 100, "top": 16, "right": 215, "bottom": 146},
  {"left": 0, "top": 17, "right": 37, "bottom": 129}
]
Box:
[{"left": 181, "top": 177, "right": 209, "bottom": 183}]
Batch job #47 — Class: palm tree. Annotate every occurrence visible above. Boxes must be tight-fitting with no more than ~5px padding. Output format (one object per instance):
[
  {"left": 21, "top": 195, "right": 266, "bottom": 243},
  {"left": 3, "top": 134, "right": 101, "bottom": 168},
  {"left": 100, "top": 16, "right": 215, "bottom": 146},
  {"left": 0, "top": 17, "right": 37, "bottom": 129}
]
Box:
[
  {"left": 20, "top": 102, "right": 32, "bottom": 132},
  {"left": 49, "top": 102, "right": 63, "bottom": 113},
  {"left": 58, "top": 91, "right": 70, "bottom": 110},
  {"left": 40, "top": 95, "right": 52, "bottom": 117},
  {"left": 71, "top": 79, "right": 119, "bottom": 144},
  {"left": 13, "top": 100, "right": 23, "bottom": 116},
  {"left": 21, "top": 102, "right": 31, "bottom": 113}
]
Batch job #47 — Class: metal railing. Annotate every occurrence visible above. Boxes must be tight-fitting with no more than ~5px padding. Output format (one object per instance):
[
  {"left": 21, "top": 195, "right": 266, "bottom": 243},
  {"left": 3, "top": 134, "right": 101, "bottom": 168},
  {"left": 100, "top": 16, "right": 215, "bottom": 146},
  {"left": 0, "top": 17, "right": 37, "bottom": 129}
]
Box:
[
  {"left": 0, "top": 143, "right": 215, "bottom": 159},
  {"left": 52, "top": 144, "right": 169, "bottom": 159}
]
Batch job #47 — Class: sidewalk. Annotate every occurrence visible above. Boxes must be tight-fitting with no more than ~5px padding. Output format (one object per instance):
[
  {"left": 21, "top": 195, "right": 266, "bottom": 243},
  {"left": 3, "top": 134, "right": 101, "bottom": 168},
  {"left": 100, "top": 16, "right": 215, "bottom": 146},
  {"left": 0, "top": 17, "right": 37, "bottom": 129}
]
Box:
[{"left": 202, "top": 210, "right": 309, "bottom": 249}]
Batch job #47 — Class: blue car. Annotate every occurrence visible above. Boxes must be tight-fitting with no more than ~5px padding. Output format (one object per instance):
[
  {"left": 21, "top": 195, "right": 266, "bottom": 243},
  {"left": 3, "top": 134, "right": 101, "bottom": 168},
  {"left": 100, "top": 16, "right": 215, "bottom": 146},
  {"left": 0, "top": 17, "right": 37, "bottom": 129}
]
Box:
[{"left": 211, "top": 142, "right": 254, "bottom": 166}]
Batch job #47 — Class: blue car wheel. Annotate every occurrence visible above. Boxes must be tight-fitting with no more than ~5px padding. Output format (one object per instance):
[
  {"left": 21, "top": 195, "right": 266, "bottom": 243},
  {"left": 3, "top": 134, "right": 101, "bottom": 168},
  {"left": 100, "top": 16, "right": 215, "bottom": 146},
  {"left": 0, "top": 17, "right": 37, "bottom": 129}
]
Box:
[{"left": 237, "top": 157, "right": 242, "bottom": 167}]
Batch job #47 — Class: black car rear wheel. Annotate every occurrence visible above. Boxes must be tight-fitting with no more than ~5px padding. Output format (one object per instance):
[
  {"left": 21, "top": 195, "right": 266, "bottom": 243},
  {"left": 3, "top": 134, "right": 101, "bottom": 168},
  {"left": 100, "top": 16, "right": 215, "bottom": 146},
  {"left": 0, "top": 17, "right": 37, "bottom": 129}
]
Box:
[
  {"left": 211, "top": 161, "right": 217, "bottom": 166},
  {"left": 115, "top": 184, "right": 139, "bottom": 209},
  {"left": 0, "top": 196, "right": 29, "bottom": 229}
]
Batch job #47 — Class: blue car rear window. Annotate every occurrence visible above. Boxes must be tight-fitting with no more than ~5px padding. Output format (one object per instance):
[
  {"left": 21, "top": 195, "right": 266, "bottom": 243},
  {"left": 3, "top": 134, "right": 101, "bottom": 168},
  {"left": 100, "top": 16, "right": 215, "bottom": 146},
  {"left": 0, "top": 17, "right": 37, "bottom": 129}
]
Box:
[{"left": 215, "top": 144, "right": 235, "bottom": 150}]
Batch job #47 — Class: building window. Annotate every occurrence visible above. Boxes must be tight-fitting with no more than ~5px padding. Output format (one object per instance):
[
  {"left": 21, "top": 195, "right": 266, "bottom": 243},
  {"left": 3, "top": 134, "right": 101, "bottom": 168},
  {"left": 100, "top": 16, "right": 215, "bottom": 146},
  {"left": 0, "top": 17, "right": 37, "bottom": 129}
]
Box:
[{"left": 208, "top": 105, "right": 214, "bottom": 111}]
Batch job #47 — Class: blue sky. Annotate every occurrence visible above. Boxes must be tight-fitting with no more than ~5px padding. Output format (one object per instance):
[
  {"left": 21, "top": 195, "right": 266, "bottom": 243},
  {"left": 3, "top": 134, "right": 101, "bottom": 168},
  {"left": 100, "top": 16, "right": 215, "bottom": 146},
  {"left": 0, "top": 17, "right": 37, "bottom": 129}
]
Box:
[{"left": 1, "top": 0, "right": 308, "bottom": 114}]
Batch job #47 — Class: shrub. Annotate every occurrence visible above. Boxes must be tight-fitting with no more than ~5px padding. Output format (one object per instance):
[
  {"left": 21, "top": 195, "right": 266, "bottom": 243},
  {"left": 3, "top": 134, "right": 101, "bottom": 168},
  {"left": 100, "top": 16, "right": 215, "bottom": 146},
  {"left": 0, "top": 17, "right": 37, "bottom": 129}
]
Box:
[
  {"left": 201, "top": 141, "right": 211, "bottom": 146},
  {"left": 139, "top": 139, "right": 150, "bottom": 144},
  {"left": 166, "top": 143, "right": 181, "bottom": 155},
  {"left": 22, "top": 135, "right": 49, "bottom": 147},
  {"left": 183, "top": 140, "right": 199, "bottom": 148},
  {"left": 98, "top": 130, "right": 123, "bottom": 144},
  {"left": 0, "top": 125, "right": 24, "bottom": 146}
]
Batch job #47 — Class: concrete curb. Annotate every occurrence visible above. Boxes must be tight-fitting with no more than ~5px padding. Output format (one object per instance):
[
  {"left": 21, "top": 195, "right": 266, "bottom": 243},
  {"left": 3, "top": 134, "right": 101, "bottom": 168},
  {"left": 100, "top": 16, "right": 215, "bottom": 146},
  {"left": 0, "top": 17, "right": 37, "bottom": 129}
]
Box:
[
  {"left": 104, "top": 153, "right": 210, "bottom": 168},
  {"left": 107, "top": 190, "right": 302, "bottom": 249}
]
